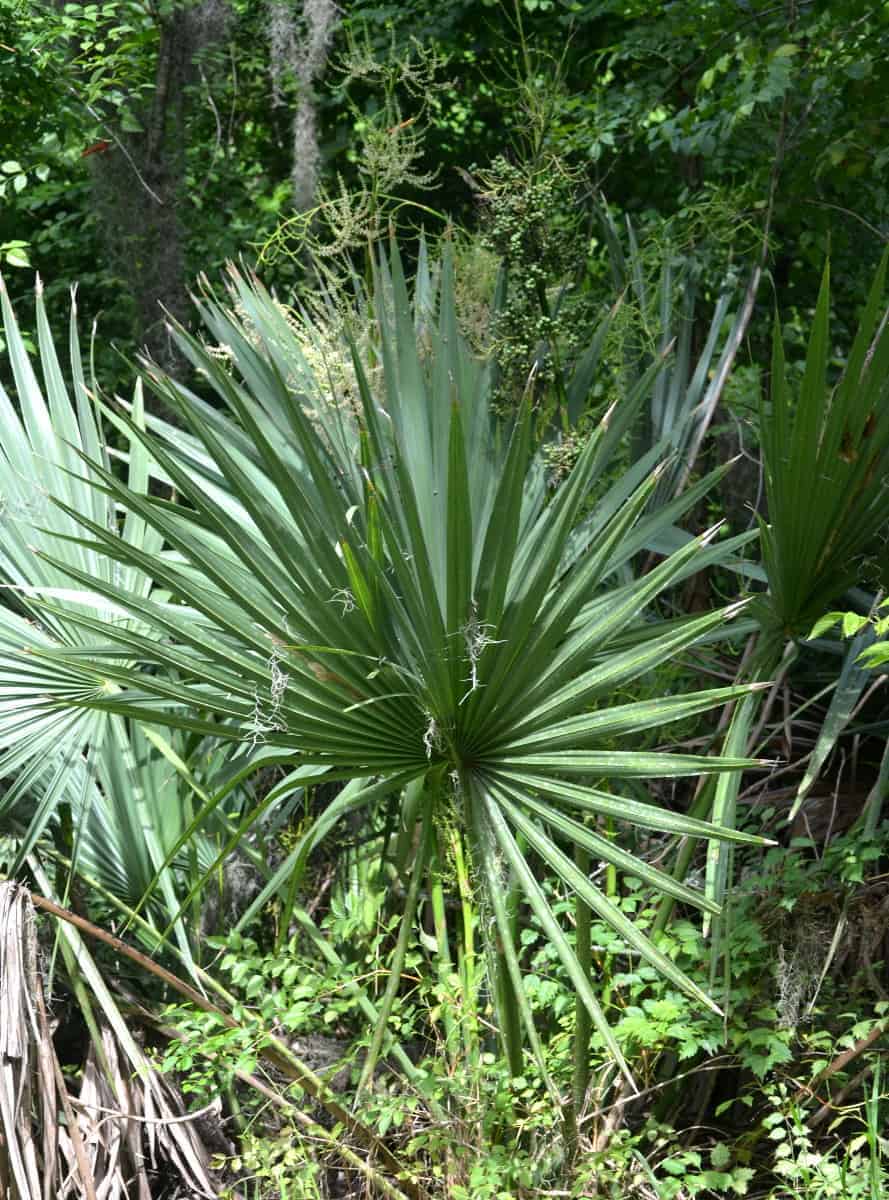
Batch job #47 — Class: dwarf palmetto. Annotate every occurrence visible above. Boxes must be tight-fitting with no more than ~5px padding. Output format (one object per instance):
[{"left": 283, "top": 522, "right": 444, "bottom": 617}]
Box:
[
  {"left": 749, "top": 253, "right": 889, "bottom": 828},
  {"left": 7, "top": 245, "right": 764, "bottom": 1080},
  {"left": 0, "top": 282, "right": 222, "bottom": 1200},
  {"left": 0, "top": 278, "right": 165, "bottom": 880}
]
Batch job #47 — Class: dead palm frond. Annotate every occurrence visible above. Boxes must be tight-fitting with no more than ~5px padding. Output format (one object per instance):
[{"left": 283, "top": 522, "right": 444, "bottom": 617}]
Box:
[
  {"left": 0, "top": 880, "right": 218, "bottom": 1200},
  {"left": 0, "top": 881, "right": 60, "bottom": 1200}
]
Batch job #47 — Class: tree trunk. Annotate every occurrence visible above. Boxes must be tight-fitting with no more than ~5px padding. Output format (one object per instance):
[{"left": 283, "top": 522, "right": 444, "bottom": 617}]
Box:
[{"left": 89, "top": 0, "right": 231, "bottom": 371}]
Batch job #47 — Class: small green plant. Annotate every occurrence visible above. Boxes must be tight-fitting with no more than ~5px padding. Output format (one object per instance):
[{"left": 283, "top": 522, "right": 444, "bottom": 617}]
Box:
[
  {"left": 761, "top": 1075, "right": 889, "bottom": 1200},
  {"left": 809, "top": 599, "right": 889, "bottom": 669},
  {"left": 221, "top": 1126, "right": 325, "bottom": 1200},
  {"left": 153, "top": 811, "right": 887, "bottom": 1195}
]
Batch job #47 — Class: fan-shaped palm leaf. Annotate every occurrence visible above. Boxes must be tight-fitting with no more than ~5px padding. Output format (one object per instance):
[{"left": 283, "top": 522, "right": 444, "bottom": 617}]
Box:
[
  {"left": 12, "top": 246, "right": 765, "bottom": 1080},
  {"left": 0, "top": 279, "right": 254, "bottom": 967}
]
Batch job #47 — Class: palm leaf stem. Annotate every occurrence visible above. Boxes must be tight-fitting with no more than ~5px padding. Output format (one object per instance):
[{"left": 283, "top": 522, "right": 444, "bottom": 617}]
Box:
[
  {"left": 470, "top": 796, "right": 560, "bottom": 1104},
  {"left": 451, "top": 826, "right": 481, "bottom": 1069},
  {"left": 356, "top": 786, "right": 432, "bottom": 1096},
  {"left": 428, "top": 834, "right": 458, "bottom": 1056},
  {"left": 650, "top": 636, "right": 781, "bottom": 938},
  {"left": 566, "top": 843, "right": 592, "bottom": 1163}
]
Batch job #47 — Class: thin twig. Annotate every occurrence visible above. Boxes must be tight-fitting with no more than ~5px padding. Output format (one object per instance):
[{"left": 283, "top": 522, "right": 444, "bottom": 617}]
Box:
[
  {"left": 195, "top": 64, "right": 224, "bottom": 196},
  {"left": 79, "top": 98, "right": 165, "bottom": 205},
  {"left": 305, "top": 865, "right": 336, "bottom": 919},
  {"left": 809, "top": 1063, "right": 876, "bottom": 1129},
  {"left": 738, "top": 753, "right": 812, "bottom": 803},
  {"left": 793, "top": 1019, "right": 888, "bottom": 1108},
  {"left": 68, "top": 1097, "right": 220, "bottom": 1126},
  {"left": 578, "top": 1057, "right": 735, "bottom": 1127},
  {"left": 803, "top": 200, "right": 888, "bottom": 244}
]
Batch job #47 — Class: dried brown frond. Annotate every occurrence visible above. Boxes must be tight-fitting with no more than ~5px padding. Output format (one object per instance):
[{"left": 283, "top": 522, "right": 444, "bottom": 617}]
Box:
[{"left": 0, "top": 883, "right": 218, "bottom": 1199}]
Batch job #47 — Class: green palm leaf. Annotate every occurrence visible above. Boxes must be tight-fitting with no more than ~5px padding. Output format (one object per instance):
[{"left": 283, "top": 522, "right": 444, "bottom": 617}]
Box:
[
  {"left": 0, "top": 283, "right": 256, "bottom": 967},
  {"left": 759, "top": 253, "right": 889, "bottom": 642}
]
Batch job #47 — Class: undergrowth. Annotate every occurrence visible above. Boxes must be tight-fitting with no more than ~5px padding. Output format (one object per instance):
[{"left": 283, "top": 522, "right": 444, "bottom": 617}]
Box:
[{"left": 160, "top": 820, "right": 889, "bottom": 1199}]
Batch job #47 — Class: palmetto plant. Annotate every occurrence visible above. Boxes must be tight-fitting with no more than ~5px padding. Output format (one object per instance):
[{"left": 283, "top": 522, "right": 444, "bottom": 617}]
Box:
[
  {"left": 8, "top": 246, "right": 765, "bottom": 1068},
  {"left": 757, "top": 254, "right": 889, "bottom": 822},
  {"left": 0, "top": 277, "right": 248, "bottom": 969},
  {"left": 663, "top": 252, "right": 889, "bottom": 958},
  {"left": 0, "top": 280, "right": 232, "bottom": 1199},
  {"left": 0, "top": 247, "right": 774, "bottom": 1192}
]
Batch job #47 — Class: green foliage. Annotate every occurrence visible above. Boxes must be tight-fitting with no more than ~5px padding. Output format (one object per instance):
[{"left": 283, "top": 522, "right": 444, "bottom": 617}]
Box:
[
  {"left": 6, "top": 0, "right": 887, "bottom": 404},
  {"left": 474, "top": 153, "right": 584, "bottom": 410},
  {"left": 222, "top": 1127, "right": 326, "bottom": 1199},
  {"left": 4, "top": 183, "right": 889, "bottom": 1198},
  {"left": 761, "top": 1078, "right": 889, "bottom": 1200},
  {"left": 157, "top": 816, "right": 889, "bottom": 1197},
  {"left": 0, "top": 0, "right": 162, "bottom": 288},
  {"left": 0, "top": 241, "right": 768, "bottom": 1075},
  {"left": 2, "top": 6, "right": 889, "bottom": 1196},
  {"left": 810, "top": 601, "right": 889, "bottom": 671},
  {"left": 757, "top": 255, "right": 889, "bottom": 648}
]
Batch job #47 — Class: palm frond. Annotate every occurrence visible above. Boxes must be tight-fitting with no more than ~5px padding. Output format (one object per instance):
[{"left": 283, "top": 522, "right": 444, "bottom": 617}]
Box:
[{"left": 5, "top": 242, "right": 766, "bottom": 1070}]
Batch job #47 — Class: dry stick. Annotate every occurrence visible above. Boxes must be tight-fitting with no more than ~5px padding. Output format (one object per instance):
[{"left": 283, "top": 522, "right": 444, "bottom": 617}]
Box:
[
  {"left": 48, "top": 1055, "right": 99, "bottom": 1200},
  {"left": 748, "top": 643, "right": 798, "bottom": 755},
  {"left": 793, "top": 1019, "right": 887, "bottom": 1113},
  {"left": 67, "top": 1099, "right": 220, "bottom": 1127},
  {"left": 672, "top": 90, "right": 789, "bottom": 501},
  {"left": 34, "top": 985, "right": 99, "bottom": 1200},
  {"left": 29, "top": 893, "right": 430, "bottom": 1200},
  {"left": 652, "top": 634, "right": 760, "bottom": 931},
  {"left": 31, "top": 944, "right": 63, "bottom": 1200},
  {"left": 30, "top": 961, "right": 60, "bottom": 1200},
  {"left": 195, "top": 64, "right": 224, "bottom": 197},
  {"left": 305, "top": 865, "right": 336, "bottom": 919},
  {"left": 578, "top": 1057, "right": 735, "bottom": 1128},
  {"left": 809, "top": 1063, "right": 875, "bottom": 1130}
]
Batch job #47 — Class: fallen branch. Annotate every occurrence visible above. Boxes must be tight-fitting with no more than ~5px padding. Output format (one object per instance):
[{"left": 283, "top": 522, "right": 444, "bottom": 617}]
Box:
[{"left": 793, "top": 1018, "right": 887, "bottom": 1119}]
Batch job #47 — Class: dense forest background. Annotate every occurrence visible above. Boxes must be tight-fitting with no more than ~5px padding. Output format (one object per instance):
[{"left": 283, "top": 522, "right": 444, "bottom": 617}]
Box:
[
  {"left": 1, "top": 2, "right": 889, "bottom": 1198},
  {"left": 4, "top": 0, "right": 888, "bottom": 366}
]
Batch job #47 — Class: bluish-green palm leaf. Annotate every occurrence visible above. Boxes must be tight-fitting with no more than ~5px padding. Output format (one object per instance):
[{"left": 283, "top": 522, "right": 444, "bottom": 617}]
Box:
[{"left": 0, "top": 282, "right": 255, "bottom": 969}]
